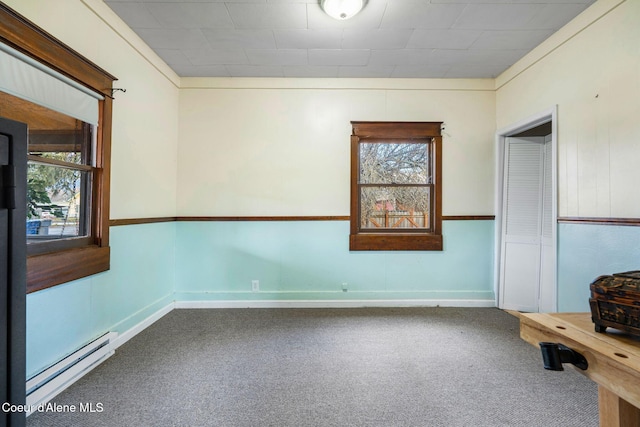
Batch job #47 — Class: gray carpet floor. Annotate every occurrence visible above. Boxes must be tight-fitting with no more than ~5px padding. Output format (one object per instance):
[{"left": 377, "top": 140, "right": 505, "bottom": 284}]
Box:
[{"left": 27, "top": 308, "right": 598, "bottom": 427}]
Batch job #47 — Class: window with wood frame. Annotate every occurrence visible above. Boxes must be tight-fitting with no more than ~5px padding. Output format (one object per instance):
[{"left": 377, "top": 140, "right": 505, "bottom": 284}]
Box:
[
  {"left": 0, "top": 4, "right": 115, "bottom": 293},
  {"left": 350, "top": 122, "right": 443, "bottom": 251},
  {"left": 1, "top": 93, "right": 94, "bottom": 251}
]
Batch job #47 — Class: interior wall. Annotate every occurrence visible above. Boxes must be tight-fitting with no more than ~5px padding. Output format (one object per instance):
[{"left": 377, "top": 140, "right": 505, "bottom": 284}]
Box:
[
  {"left": 26, "top": 223, "right": 175, "bottom": 376},
  {"left": 176, "top": 79, "right": 497, "bottom": 303},
  {"left": 178, "top": 79, "right": 496, "bottom": 216},
  {"left": 496, "top": 0, "right": 638, "bottom": 219},
  {"left": 495, "top": 0, "right": 639, "bottom": 311},
  {"left": 4, "top": 0, "right": 181, "bottom": 219},
  {"left": 5, "top": 0, "right": 499, "bottom": 376},
  {"left": 13, "top": 0, "right": 632, "bottom": 375},
  {"left": 3, "top": 0, "right": 180, "bottom": 376},
  {"left": 174, "top": 220, "right": 495, "bottom": 304}
]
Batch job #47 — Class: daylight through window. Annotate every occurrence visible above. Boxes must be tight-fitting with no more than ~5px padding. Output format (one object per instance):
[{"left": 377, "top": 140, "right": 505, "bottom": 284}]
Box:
[
  {"left": 27, "top": 120, "right": 93, "bottom": 244},
  {"left": 350, "top": 122, "right": 443, "bottom": 251},
  {"left": 359, "top": 141, "right": 432, "bottom": 231}
]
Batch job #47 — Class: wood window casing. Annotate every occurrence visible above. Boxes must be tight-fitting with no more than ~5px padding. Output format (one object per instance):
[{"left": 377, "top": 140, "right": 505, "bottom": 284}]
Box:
[
  {"left": 0, "top": 4, "right": 116, "bottom": 293},
  {"left": 350, "top": 122, "right": 443, "bottom": 251}
]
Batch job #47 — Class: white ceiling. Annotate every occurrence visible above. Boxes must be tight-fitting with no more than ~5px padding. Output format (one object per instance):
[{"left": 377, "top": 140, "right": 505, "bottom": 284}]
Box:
[{"left": 104, "top": 0, "right": 596, "bottom": 78}]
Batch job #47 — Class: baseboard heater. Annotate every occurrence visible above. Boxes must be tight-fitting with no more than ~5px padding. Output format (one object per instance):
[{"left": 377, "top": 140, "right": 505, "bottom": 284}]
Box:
[{"left": 25, "top": 332, "right": 117, "bottom": 415}]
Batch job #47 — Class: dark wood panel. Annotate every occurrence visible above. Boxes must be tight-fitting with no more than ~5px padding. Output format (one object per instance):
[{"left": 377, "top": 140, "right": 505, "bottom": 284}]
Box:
[
  {"left": 433, "top": 136, "right": 442, "bottom": 236},
  {"left": 351, "top": 121, "right": 442, "bottom": 138},
  {"left": 27, "top": 246, "right": 110, "bottom": 293},
  {"left": 558, "top": 217, "right": 640, "bottom": 226},
  {"left": 175, "top": 216, "right": 351, "bottom": 222},
  {"left": 109, "top": 215, "right": 496, "bottom": 225},
  {"left": 27, "top": 237, "right": 92, "bottom": 257},
  {"left": 109, "top": 217, "right": 177, "bottom": 226},
  {"left": 349, "top": 135, "right": 359, "bottom": 235},
  {"left": 0, "top": 92, "right": 78, "bottom": 131},
  {"left": 96, "top": 96, "right": 113, "bottom": 248},
  {"left": 111, "top": 216, "right": 352, "bottom": 225},
  {"left": 349, "top": 233, "right": 443, "bottom": 251},
  {"left": 443, "top": 215, "right": 495, "bottom": 221}
]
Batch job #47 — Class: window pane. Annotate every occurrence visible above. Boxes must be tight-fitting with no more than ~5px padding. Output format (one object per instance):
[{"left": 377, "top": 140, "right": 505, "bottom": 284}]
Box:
[
  {"left": 360, "top": 186, "right": 431, "bottom": 230},
  {"left": 359, "top": 142, "right": 429, "bottom": 184},
  {"left": 1, "top": 91, "right": 94, "bottom": 243},
  {"left": 27, "top": 163, "right": 90, "bottom": 240}
]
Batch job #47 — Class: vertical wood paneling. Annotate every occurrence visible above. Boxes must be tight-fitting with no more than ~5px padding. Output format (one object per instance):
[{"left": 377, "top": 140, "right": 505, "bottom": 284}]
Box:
[{"left": 496, "top": 0, "right": 639, "bottom": 218}]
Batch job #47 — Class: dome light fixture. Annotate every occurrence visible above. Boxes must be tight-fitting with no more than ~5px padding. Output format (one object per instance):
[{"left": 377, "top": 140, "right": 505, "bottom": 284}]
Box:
[{"left": 320, "top": 0, "right": 365, "bottom": 20}]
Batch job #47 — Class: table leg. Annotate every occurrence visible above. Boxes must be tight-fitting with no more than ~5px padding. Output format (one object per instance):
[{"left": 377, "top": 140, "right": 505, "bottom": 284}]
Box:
[{"left": 598, "top": 385, "right": 640, "bottom": 427}]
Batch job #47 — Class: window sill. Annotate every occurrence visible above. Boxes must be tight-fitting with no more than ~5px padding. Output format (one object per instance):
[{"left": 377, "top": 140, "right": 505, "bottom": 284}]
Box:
[
  {"left": 27, "top": 245, "right": 110, "bottom": 293},
  {"left": 349, "top": 233, "right": 443, "bottom": 251}
]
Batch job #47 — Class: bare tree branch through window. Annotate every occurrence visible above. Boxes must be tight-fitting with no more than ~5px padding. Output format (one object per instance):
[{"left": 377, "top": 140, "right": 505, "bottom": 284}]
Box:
[{"left": 350, "top": 122, "right": 443, "bottom": 251}]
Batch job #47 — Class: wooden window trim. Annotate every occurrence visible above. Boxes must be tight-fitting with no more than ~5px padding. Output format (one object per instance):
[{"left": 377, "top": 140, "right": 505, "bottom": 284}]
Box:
[
  {"left": 350, "top": 122, "right": 443, "bottom": 251},
  {"left": 0, "top": 4, "right": 116, "bottom": 293}
]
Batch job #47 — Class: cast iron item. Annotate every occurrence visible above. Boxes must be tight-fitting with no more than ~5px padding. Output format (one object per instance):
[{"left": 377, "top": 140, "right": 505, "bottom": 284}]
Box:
[{"left": 539, "top": 342, "right": 588, "bottom": 371}]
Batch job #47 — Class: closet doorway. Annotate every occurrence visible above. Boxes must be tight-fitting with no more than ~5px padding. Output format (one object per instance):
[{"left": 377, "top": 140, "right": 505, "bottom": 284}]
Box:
[{"left": 495, "top": 108, "right": 557, "bottom": 313}]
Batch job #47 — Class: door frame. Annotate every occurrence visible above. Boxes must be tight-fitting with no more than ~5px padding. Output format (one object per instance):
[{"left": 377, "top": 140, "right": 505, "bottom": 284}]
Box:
[{"left": 494, "top": 106, "right": 558, "bottom": 312}]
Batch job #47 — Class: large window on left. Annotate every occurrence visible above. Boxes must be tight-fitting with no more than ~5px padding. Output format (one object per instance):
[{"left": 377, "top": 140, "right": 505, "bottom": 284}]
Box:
[
  {"left": 0, "top": 4, "right": 115, "bottom": 293},
  {"left": 2, "top": 93, "right": 94, "bottom": 253}
]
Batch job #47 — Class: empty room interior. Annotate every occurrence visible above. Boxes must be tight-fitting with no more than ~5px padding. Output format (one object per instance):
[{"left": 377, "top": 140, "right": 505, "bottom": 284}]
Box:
[{"left": 1, "top": 0, "right": 639, "bottom": 425}]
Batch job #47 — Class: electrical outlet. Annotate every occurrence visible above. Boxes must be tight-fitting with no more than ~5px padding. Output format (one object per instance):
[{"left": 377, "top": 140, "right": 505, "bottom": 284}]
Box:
[
  {"left": 252, "top": 280, "right": 260, "bottom": 292},
  {"left": 341, "top": 282, "right": 348, "bottom": 292}
]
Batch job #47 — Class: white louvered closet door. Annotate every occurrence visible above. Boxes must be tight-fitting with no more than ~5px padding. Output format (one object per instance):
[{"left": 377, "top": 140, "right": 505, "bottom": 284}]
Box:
[{"left": 500, "top": 137, "right": 545, "bottom": 312}]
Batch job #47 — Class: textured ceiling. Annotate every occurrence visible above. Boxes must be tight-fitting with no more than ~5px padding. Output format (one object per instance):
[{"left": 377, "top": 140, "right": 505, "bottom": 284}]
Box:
[{"left": 104, "top": 0, "right": 596, "bottom": 78}]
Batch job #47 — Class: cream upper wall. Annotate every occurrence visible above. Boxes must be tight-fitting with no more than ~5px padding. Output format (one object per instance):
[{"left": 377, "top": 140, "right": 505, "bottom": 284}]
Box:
[
  {"left": 178, "top": 79, "right": 496, "bottom": 216},
  {"left": 2, "top": 0, "right": 180, "bottom": 219},
  {"left": 11, "top": 0, "right": 632, "bottom": 220},
  {"left": 496, "top": 0, "right": 639, "bottom": 218},
  {"left": 4, "top": 1, "right": 495, "bottom": 220}
]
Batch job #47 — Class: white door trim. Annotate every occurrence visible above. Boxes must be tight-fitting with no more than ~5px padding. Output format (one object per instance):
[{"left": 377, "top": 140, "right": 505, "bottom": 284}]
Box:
[{"left": 494, "top": 106, "right": 558, "bottom": 312}]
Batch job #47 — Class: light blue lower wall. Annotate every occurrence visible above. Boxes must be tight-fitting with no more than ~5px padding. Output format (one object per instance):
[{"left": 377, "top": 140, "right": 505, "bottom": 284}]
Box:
[
  {"left": 174, "top": 220, "right": 495, "bottom": 303},
  {"left": 557, "top": 223, "right": 640, "bottom": 312},
  {"left": 26, "top": 219, "right": 497, "bottom": 377},
  {"left": 25, "top": 222, "right": 176, "bottom": 378},
  {"left": 26, "top": 219, "right": 640, "bottom": 377}
]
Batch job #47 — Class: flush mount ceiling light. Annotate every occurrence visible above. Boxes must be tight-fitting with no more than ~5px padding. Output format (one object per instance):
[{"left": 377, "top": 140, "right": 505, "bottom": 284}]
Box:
[{"left": 320, "top": 0, "right": 366, "bottom": 20}]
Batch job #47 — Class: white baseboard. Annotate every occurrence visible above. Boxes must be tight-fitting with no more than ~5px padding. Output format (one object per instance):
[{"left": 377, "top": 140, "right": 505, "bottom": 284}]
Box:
[
  {"left": 174, "top": 299, "right": 496, "bottom": 309},
  {"left": 112, "top": 301, "right": 175, "bottom": 350}
]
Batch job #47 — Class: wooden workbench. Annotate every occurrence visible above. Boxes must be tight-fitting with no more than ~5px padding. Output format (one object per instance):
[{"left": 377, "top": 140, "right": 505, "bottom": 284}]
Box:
[{"left": 520, "top": 313, "right": 640, "bottom": 427}]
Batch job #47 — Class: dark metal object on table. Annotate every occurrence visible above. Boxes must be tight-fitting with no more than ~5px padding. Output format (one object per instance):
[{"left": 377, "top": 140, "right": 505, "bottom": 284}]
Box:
[{"left": 539, "top": 342, "right": 588, "bottom": 371}]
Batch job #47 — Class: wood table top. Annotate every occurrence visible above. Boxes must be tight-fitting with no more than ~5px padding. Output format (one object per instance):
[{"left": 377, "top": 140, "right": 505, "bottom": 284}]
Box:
[{"left": 520, "top": 312, "right": 640, "bottom": 409}]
